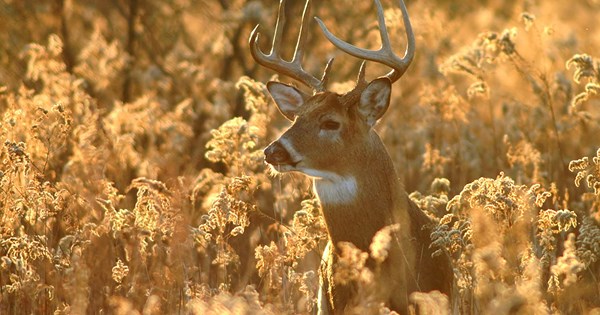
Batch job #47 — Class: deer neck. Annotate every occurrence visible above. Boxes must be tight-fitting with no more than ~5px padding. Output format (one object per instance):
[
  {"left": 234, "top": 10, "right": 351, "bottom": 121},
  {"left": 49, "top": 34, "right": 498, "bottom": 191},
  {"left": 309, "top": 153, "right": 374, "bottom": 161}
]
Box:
[{"left": 313, "top": 132, "right": 410, "bottom": 252}]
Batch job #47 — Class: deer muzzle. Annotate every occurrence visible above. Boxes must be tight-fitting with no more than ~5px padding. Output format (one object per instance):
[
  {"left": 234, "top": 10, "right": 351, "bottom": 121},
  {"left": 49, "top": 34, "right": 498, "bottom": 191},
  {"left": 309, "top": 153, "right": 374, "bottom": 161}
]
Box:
[{"left": 264, "top": 141, "right": 294, "bottom": 166}]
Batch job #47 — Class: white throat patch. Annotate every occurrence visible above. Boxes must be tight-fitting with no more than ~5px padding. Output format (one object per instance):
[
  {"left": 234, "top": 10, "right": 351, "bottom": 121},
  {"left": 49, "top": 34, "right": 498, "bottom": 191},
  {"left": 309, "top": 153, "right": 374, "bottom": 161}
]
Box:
[{"left": 313, "top": 174, "right": 358, "bottom": 205}]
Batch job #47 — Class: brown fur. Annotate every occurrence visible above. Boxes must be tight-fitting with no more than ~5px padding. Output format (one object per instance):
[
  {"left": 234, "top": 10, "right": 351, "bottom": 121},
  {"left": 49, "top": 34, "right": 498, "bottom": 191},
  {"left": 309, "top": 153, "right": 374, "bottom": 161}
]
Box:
[
  {"left": 264, "top": 81, "right": 453, "bottom": 314},
  {"left": 316, "top": 131, "right": 453, "bottom": 314}
]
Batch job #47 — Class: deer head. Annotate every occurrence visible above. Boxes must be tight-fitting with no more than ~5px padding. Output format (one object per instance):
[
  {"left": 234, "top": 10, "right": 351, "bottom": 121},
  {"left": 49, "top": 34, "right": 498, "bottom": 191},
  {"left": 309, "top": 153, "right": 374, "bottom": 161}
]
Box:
[
  {"left": 250, "top": 0, "right": 415, "bottom": 186},
  {"left": 263, "top": 75, "right": 392, "bottom": 183}
]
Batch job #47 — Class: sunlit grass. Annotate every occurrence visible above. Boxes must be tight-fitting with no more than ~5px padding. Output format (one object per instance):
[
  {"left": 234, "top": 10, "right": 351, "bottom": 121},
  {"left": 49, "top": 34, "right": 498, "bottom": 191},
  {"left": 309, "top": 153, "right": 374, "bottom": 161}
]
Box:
[{"left": 0, "top": 0, "right": 599, "bottom": 313}]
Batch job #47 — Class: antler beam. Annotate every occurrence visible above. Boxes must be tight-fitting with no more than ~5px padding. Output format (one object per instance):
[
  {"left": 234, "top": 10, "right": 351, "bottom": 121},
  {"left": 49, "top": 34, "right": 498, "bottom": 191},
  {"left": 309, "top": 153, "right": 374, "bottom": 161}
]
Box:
[{"left": 314, "top": 0, "right": 415, "bottom": 83}]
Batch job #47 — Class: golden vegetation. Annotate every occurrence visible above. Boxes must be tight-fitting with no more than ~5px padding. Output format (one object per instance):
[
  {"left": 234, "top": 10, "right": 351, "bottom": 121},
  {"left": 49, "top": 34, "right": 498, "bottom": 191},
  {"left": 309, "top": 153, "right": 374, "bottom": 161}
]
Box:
[{"left": 0, "top": 0, "right": 599, "bottom": 314}]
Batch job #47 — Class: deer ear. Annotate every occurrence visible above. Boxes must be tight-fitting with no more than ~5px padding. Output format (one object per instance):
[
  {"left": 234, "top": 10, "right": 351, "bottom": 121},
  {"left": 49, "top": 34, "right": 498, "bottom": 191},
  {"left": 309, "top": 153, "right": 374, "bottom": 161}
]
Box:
[
  {"left": 267, "top": 81, "right": 309, "bottom": 121},
  {"left": 358, "top": 78, "right": 391, "bottom": 127}
]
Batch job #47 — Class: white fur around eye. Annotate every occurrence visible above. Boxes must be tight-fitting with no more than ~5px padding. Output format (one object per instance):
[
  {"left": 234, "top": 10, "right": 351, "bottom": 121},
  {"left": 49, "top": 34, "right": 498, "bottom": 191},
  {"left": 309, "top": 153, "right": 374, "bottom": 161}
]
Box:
[{"left": 318, "top": 129, "right": 342, "bottom": 143}]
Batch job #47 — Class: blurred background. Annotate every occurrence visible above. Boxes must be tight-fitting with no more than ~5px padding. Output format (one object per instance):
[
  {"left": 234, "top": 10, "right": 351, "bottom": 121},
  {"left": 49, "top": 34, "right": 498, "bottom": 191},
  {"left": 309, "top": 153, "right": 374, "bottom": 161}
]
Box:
[{"left": 0, "top": 0, "right": 599, "bottom": 313}]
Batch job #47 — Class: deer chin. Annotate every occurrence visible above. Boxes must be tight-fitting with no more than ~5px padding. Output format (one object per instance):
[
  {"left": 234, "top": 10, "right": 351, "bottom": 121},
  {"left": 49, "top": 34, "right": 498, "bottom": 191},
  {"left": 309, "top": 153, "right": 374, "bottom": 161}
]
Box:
[
  {"left": 297, "top": 168, "right": 343, "bottom": 181},
  {"left": 266, "top": 160, "right": 302, "bottom": 176}
]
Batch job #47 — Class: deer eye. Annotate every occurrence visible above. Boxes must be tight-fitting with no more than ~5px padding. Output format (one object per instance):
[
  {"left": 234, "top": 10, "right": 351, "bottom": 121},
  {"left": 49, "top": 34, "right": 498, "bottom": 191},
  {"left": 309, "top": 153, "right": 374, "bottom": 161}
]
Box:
[{"left": 320, "top": 120, "right": 340, "bottom": 130}]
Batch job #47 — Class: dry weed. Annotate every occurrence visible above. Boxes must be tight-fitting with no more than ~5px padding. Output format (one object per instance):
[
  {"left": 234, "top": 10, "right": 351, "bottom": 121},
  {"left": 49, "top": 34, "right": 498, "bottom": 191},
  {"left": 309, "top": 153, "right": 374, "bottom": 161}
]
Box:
[{"left": 0, "top": 0, "right": 599, "bottom": 314}]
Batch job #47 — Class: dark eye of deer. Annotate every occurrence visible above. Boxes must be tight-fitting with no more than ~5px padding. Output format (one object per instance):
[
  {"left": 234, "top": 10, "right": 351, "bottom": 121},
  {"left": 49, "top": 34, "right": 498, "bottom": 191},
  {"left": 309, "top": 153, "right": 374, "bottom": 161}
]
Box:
[{"left": 320, "top": 120, "right": 340, "bottom": 130}]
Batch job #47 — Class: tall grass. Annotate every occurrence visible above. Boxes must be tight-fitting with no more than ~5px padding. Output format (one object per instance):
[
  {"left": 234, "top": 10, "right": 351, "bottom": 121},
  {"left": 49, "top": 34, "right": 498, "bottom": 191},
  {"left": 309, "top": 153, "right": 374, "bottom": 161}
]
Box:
[{"left": 0, "top": 0, "right": 599, "bottom": 313}]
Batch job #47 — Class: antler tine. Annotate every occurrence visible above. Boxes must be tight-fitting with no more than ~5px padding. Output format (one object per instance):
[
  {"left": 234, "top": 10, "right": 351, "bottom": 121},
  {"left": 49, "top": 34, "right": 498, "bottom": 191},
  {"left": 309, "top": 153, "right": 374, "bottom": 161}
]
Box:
[
  {"left": 292, "top": 1, "right": 311, "bottom": 66},
  {"left": 249, "top": 0, "right": 332, "bottom": 92},
  {"left": 271, "top": 0, "right": 286, "bottom": 56},
  {"left": 388, "top": 0, "right": 415, "bottom": 82},
  {"left": 357, "top": 60, "right": 367, "bottom": 86},
  {"left": 315, "top": 0, "right": 415, "bottom": 83}
]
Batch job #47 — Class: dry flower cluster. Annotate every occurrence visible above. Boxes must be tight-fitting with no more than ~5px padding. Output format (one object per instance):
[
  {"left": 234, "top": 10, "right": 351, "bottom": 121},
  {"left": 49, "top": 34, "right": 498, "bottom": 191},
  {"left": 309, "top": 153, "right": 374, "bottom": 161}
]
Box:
[{"left": 0, "top": 0, "right": 599, "bottom": 314}]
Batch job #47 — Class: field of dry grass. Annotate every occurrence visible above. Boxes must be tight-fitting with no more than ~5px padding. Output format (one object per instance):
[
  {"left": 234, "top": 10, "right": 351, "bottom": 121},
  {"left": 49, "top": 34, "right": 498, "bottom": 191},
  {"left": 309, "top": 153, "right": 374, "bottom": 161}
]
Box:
[{"left": 1, "top": 0, "right": 599, "bottom": 314}]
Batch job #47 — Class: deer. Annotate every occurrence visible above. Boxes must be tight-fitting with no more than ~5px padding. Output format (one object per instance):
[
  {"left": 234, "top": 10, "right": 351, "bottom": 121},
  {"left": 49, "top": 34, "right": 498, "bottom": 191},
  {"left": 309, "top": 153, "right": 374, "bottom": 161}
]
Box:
[{"left": 249, "top": 0, "right": 453, "bottom": 313}]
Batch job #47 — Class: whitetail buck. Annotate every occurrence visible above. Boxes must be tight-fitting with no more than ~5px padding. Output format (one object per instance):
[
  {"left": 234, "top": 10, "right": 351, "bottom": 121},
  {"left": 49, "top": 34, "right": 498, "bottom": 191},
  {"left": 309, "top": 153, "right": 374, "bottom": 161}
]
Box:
[{"left": 250, "top": 0, "right": 453, "bottom": 313}]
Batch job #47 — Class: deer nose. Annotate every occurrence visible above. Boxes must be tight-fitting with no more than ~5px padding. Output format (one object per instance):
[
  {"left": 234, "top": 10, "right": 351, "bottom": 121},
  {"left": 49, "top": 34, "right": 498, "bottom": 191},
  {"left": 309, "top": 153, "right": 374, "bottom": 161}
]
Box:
[{"left": 264, "top": 141, "right": 292, "bottom": 165}]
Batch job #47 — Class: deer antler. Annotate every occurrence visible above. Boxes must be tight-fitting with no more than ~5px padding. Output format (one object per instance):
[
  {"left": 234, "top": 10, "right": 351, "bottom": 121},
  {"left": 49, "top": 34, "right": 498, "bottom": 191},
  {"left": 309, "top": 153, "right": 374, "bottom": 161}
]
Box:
[
  {"left": 315, "top": 0, "right": 415, "bottom": 83},
  {"left": 249, "top": 0, "right": 333, "bottom": 92}
]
